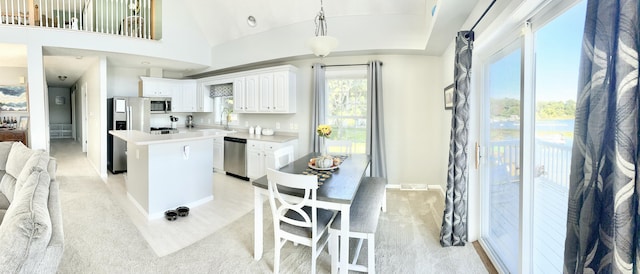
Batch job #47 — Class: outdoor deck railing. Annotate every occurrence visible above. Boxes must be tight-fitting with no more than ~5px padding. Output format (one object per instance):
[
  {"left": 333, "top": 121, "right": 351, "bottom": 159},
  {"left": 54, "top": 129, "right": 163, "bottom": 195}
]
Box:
[
  {"left": 0, "top": 0, "right": 154, "bottom": 39},
  {"left": 488, "top": 139, "right": 572, "bottom": 189}
]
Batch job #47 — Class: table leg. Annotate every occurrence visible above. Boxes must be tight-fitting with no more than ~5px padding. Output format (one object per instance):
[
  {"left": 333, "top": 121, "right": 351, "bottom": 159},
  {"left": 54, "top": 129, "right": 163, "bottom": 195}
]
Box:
[
  {"left": 254, "top": 187, "right": 264, "bottom": 260},
  {"left": 339, "top": 204, "right": 350, "bottom": 274}
]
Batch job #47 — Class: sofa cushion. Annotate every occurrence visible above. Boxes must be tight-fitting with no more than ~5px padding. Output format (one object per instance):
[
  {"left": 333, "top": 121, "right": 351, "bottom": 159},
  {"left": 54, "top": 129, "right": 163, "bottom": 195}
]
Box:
[
  {"left": 0, "top": 169, "right": 52, "bottom": 273},
  {"left": 5, "top": 142, "right": 39, "bottom": 179},
  {"left": 0, "top": 191, "right": 8, "bottom": 223},
  {"left": 0, "top": 142, "right": 14, "bottom": 171},
  {"left": 0, "top": 142, "right": 49, "bottom": 203},
  {"left": 47, "top": 157, "right": 57, "bottom": 182},
  {"left": 0, "top": 175, "right": 16, "bottom": 204},
  {"left": 14, "top": 152, "right": 50, "bottom": 196}
]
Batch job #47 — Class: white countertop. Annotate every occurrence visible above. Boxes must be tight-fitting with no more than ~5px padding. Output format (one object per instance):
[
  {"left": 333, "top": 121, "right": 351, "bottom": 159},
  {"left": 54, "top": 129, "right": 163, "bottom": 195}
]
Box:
[
  {"left": 227, "top": 132, "right": 298, "bottom": 143},
  {"left": 109, "top": 128, "right": 234, "bottom": 145}
]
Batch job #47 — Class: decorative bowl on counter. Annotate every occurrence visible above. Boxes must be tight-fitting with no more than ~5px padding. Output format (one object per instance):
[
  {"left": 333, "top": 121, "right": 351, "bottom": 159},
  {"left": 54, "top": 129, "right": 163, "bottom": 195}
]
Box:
[{"left": 262, "top": 128, "right": 274, "bottom": 136}]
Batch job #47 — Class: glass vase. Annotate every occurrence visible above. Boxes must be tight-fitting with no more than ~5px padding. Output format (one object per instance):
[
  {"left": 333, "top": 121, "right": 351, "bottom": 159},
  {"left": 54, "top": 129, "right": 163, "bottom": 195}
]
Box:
[{"left": 320, "top": 137, "right": 328, "bottom": 156}]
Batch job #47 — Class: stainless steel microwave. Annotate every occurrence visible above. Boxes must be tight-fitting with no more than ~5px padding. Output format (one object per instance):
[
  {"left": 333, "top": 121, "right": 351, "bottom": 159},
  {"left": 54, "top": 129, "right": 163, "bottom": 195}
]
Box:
[{"left": 149, "top": 97, "right": 171, "bottom": 113}]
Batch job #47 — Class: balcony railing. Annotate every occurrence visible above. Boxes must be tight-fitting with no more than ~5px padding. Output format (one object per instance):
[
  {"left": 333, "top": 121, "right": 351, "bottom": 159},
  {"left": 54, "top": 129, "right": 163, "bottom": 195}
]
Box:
[
  {"left": 0, "top": 0, "right": 154, "bottom": 39},
  {"left": 488, "top": 139, "right": 572, "bottom": 189}
]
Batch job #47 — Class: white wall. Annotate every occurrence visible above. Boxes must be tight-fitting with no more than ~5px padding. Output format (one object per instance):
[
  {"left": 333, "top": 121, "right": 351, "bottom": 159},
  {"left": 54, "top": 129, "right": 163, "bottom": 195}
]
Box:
[
  {"left": 48, "top": 87, "right": 71, "bottom": 124},
  {"left": 77, "top": 58, "right": 107, "bottom": 179},
  {"left": 27, "top": 44, "right": 48, "bottom": 150},
  {"left": 107, "top": 66, "right": 147, "bottom": 98}
]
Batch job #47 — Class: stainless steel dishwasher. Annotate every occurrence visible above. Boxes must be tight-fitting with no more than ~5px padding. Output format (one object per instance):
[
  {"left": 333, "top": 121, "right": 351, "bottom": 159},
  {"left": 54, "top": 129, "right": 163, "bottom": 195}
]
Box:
[{"left": 224, "top": 136, "right": 248, "bottom": 181}]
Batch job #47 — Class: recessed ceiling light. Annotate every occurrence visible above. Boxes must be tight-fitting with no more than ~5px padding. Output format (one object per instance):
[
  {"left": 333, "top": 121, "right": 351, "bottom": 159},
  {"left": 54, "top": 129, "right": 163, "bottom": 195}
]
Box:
[
  {"left": 141, "top": 61, "right": 150, "bottom": 65},
  {"left": 247, "top": 16, "right": 257, "bottom": 27},
  {"left": 76, "top": 56, "right": 83, "bottom": 60},
  {"left": 58, "top": 75, "right": 67, "bottom": 81}
]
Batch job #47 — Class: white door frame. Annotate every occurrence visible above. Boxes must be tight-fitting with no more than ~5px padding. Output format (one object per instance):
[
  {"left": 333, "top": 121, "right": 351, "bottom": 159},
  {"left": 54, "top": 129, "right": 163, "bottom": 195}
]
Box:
[{"left": 82, "top": 82, "right": 88, "bottom": 153}]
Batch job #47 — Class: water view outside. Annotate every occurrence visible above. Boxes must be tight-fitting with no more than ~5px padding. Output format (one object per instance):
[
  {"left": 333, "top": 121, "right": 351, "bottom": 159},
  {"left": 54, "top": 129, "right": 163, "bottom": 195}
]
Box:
[
  {"left": 532, "top": 1, "right": 586, "bottom": 273},
  {"left": 486, "top": 44, "right": 522, "bottom": 274},
  {"left": 484, "top": 2, "right": 586, "bottom": 271}
]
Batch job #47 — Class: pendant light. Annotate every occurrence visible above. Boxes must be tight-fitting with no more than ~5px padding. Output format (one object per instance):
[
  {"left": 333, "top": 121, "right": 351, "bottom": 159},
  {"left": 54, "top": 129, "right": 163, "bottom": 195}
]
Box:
[{"left": 307, "top": 0, "right": 338, "bottom": 57}]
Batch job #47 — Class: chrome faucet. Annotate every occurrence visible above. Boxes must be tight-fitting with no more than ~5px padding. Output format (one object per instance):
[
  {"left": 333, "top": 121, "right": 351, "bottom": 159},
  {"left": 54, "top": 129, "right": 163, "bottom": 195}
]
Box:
[{"left": 220, "top": 108, "right": 230, "bottom": 130}]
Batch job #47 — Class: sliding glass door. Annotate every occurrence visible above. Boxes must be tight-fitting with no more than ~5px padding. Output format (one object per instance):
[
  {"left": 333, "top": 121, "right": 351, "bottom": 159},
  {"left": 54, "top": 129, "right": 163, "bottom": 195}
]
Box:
[
  {"left": 479, "top": 1, "right": 586, "bottom": 273},
  {"left": 532, "top": 2, "right": 585, "bottom": 272},
  {"left": 482, "top": 40, "right": 522, "bottom": 273}
]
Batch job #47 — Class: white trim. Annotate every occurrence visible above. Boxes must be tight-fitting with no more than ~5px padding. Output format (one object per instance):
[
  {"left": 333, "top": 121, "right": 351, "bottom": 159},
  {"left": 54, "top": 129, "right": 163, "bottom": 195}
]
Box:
[
  {"left": 127, "top": 192, "right": 214, "bottom": 220},
  {"left": 127, "top": 192, "right": 150, "bottom": 219},
  {"left": 479, "top": 238, "right": 508, "bottom": 274},
  {"left": 385, "top": 184, "right": 445, "bottom": 196}
]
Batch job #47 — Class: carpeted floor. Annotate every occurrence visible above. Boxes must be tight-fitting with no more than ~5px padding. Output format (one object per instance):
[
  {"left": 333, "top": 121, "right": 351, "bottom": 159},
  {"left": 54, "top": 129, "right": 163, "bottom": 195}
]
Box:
[{"left": 53, "top": 139, "right": 487, "bottom": 273}]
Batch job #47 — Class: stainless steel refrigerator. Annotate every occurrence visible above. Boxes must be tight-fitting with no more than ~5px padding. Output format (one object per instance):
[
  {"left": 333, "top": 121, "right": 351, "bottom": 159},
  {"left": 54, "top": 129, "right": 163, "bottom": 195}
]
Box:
[{"left": 107, "top": 97, "right": 150, "bottom": 173}]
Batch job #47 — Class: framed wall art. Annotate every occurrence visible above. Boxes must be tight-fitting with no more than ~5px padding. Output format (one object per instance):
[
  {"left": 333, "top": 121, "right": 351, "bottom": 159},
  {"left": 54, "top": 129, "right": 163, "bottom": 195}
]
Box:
[
  {"left": 19, "top": 116, "right": 28, "bottom": 130},
  {"left": 0, "top": 86, "right": 27, "bottom": 111},
  {"left": 444, "top": 83, "right": 454, "bottom": 110}
]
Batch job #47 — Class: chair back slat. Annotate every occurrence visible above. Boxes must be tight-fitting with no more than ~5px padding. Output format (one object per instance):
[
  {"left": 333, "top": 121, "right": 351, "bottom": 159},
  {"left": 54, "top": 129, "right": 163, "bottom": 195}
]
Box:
[{"left": 267, "top": 168, "right": 319, "bottom": 230}]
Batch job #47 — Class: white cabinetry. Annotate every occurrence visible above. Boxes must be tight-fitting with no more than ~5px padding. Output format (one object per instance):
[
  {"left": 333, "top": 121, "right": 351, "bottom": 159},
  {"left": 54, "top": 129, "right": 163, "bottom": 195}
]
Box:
[
  {"left": 258, "top": 70, "right": 296, "bottom": 113},
  {"left": 172, "top": 80, "right": 197, "bottom": 112},
  {"left": 234, "top": 76, "right": 259, "bottom": 112},
  {"left": 258, "top": 73, "right": 274, "bottom": 112},
  {"left": 196, "top": 80, "right": 213, "bottom": 112},
  {"left": 140, "top": 77, "right": 199, "bottom": 112},
  {"left": 221, "top": 65, "right": 297, "bottom": 114},
  {"left": 247, "top": 140, "right": 295, "bottom": 179},
  {"left": 139, "top": 77, "right": 173, "bottom": 97},
  {"left": 213, "top": 136, "right": 224, "bottom": 172},
  {"left": 233, "top": 77, "right": 246, "bottom": 113}
]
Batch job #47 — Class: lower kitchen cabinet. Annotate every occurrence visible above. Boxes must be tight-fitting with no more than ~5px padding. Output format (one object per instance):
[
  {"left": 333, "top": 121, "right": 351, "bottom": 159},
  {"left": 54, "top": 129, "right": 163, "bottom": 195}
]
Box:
[
  {"left": 213, "top": 136, "right": 224, "bottom": 172},
  {"left": 247, "top": 140, "right": 295, "bottom": 179}
]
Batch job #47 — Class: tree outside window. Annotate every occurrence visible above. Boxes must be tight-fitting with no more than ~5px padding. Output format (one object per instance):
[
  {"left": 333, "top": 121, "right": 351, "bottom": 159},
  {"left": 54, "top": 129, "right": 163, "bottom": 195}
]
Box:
[{"left": 325, "top": 68, "right": 367, "bottom": 154}]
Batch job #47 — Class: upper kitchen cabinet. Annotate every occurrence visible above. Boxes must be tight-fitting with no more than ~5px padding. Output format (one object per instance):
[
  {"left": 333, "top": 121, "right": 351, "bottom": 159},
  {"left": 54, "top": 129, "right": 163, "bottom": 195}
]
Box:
[
  {"left": 140, "top": 77, "right": 203, "bottom": 112},
  {"left": 139, "top": 77, "right": 172, "bottom": 97},
  {"left": 172, "top": 80, "right": 197, "bottom": 112},
  {"left": 233, "top": 76, "right": 259, "bottom": 113},
  {"left": 201, "top": 65, "right": 298, "bottom": 114},
  {"left": 255, "top": 67, "right": 296, "bottom": 113},
  {"left": 196, "top": 80, "right": 214, "bottom": 112}
]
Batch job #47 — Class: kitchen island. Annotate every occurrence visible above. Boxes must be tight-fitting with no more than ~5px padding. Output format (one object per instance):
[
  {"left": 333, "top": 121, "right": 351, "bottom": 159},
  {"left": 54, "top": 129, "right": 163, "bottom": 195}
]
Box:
[{"left": 109, "top": 129, "right": 233, "bottom": 219}]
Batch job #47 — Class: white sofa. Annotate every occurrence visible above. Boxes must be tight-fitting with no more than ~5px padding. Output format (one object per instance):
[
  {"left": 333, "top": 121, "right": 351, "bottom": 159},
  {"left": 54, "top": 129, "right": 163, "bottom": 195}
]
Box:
[{"left": 0, "top": 142, "right": 63, "bottom": 273}]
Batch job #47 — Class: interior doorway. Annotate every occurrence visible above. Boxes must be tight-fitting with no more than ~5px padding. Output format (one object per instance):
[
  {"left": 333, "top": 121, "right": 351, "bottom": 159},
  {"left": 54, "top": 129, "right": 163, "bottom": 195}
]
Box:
[{"left": 47, "top": 86, "right": 74, "bottom": 141}]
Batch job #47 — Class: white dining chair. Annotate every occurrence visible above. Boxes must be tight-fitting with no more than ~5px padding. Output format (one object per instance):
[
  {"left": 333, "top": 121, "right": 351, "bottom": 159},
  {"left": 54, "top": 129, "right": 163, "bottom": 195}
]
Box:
[
  {"left": 273, "top": 146, "right": 294, "bottom": 169},
  {"left": 266, "top": 168, "right": 336, "bottom": 274},
  {"left": 325, "top": 139, "right": 353, "bottom": 155}
]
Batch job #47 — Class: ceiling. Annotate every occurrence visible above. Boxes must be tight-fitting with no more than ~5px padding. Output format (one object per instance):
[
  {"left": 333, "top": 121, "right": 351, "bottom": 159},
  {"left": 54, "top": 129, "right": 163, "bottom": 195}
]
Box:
[{"left": 0, "top": 0, "right": 484, "bottom": 88}]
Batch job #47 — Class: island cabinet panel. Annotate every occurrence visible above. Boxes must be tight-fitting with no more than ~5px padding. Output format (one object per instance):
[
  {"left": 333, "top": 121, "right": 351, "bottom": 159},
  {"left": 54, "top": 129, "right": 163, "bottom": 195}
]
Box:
[
  {"left": 126, "top": 138, "right": 214, "bottom": 219},
  {"left": 0, "top": 130, "right": 28, "bottom": 146}
]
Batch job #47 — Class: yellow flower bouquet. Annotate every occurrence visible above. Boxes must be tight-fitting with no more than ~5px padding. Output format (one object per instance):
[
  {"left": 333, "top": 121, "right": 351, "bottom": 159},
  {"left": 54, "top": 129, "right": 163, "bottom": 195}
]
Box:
[{"left": 316, "top": 124, "right": 332, "bottom": 138}]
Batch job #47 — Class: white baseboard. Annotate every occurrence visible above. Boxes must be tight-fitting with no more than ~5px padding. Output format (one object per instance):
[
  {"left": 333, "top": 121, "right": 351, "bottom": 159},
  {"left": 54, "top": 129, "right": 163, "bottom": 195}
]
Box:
[
  {"left": 386, "top": 183, "right": 446, "bottom": 198},
  {"left": 127, "top": 192, "right": 150, "bottom": 219}
]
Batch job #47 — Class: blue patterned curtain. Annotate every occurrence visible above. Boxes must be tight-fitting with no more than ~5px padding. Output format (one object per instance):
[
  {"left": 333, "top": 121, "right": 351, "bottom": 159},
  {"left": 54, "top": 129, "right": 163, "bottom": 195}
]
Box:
[
  {"left": 440, "top": 31, "right": 473, "bottom": 247},
  {"left": 563, "top": 0, "right": 639, "bottom": 272}
]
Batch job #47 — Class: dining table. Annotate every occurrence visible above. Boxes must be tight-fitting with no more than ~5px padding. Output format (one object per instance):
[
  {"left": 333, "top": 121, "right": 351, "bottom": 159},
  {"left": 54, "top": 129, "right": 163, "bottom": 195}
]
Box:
[{"left": 252, "top": 152, "right": 370, "bottom": 274}]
